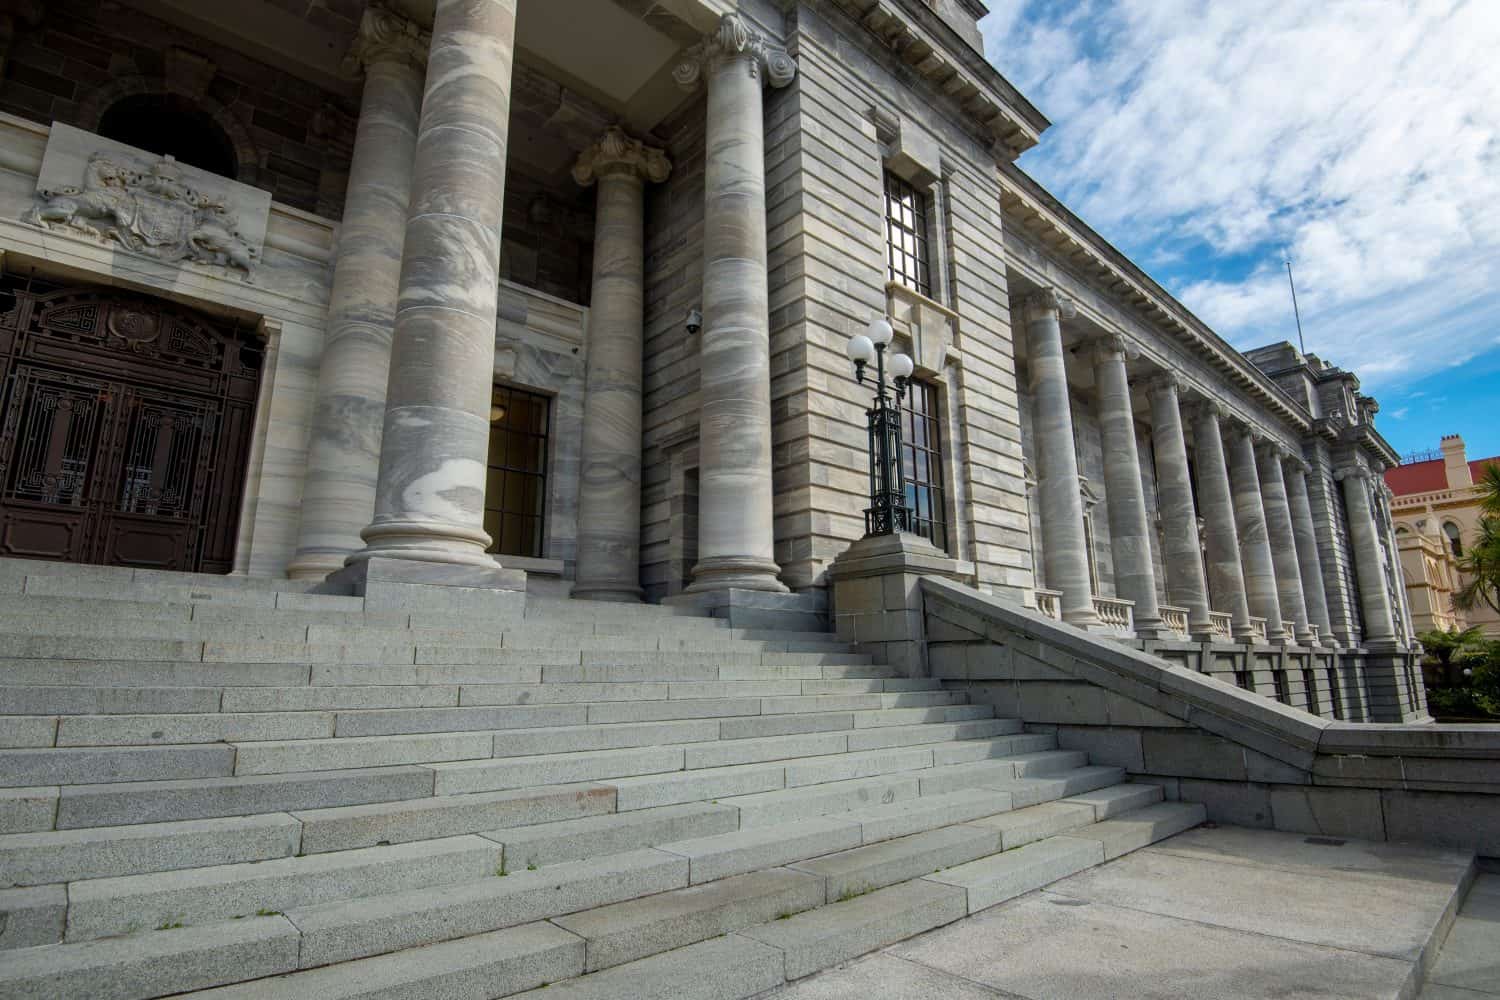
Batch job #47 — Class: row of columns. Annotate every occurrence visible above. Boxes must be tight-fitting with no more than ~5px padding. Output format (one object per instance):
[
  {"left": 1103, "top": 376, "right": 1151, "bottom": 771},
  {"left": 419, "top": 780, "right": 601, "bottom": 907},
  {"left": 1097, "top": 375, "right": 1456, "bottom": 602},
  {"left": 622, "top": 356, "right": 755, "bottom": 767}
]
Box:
[
  {"left": 1023, "top": 287, "right": 1396, "bottom": 648},
  {"left": 288, "top": 8, "right": 795, "bottom": 598}
]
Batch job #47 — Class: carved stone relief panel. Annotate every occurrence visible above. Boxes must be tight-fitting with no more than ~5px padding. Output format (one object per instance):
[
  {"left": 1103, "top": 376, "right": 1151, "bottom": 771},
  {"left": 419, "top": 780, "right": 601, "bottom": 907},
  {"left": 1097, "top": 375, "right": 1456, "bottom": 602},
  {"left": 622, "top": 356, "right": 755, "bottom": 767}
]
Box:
[{"left": 24, "top": 123, "right": 271, "bottom": 281}]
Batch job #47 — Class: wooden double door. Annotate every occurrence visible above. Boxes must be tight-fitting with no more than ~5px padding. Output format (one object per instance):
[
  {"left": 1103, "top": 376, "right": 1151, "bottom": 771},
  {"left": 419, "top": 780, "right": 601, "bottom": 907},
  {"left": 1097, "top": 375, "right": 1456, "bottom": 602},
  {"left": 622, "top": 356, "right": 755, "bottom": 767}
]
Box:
[{"left": 0, "top": 281, "right": 261, "bottom": 573}]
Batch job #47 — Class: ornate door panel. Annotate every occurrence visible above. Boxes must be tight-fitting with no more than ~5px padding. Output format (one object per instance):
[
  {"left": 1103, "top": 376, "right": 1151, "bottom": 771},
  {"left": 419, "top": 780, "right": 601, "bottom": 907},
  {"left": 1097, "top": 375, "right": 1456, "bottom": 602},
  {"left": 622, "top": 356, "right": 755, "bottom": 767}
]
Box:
[{"left": 0, "top": 281, "right": 262, "bottom": 573}]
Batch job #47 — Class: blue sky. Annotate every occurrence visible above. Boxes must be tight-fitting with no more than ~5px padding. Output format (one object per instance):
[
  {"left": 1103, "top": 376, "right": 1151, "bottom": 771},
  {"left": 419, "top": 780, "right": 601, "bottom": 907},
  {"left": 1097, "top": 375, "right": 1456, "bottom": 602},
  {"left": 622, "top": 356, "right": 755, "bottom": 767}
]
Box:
[{"left": 978, "top": 0, "right": 1500, "bottom": 463}]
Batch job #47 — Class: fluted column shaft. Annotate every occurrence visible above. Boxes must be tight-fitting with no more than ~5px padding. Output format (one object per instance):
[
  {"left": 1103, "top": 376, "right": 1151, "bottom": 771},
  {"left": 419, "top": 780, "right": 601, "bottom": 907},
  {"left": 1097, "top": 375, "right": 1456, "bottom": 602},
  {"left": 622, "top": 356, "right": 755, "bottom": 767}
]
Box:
[
  {"left": 1190, "top": 403, "right": 1253, "bottom": 639},
  {"left": 1285, "top": 460, "right": 1335, "bottom": 644},
  {"left": 1226, "top": 427, "right": 1285, "bottom": 641},
  {"left": 1257, "top": 443, "right": 1314, "bottom": 643},
  {"left": 1091, "top": 336, "right": 1161, "bottom": 636},
  {"left": 677, "top": 15, "right": 795, "bottom": 594},
  {"left": 1339, "top": 466, "right": 1398, "bottom": 644},
  {"left": 1023, "top": 289, "right": 1097, "bottom": 626},
  {"left": 351, "top": 0, "right": 517, "bottom": 572},
  {"left": 289, "top": 9, "right": 425, "bottom": 579},
  {"left": 572, "top": 130, "right": 670, "bottom": 602},
  {"left": 1148, "top": 376, "right": 1212, "bottom": 639}
]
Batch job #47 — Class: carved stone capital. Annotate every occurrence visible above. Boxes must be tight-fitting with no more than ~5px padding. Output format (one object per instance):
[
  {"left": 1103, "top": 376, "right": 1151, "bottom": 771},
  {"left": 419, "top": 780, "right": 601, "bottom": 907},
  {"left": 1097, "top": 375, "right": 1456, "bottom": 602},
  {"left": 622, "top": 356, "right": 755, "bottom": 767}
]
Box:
[
  {"left": 1143, "top": 371, "right": 1188, "bottom": 401},
  {"left": 345, "top": 5, "right": 429, "bottom": 75},
  {"left": 572, "top": 126, "right": 671, "bottom": 187},
  {"left": 1255, "top": 439, "right": 1290, "bottom": 463},
  {"left": 1087, "top": 331, "right": 1136, "bottom": 367},
  {"left": 673, "top": 13, "right": 797, "bottom": 92},
  {"left": 1017, "top": 287, "right": 1075, "bottom": 324},
  {"left": 1282, "top": 451, "right": 1311, "bottom": 475},
  {"left": 1335, "top": 464, "right": 1371, "bottom": 483},
  {"left": 1184, "top": 397, "right": 1230, "bottom": 425}
]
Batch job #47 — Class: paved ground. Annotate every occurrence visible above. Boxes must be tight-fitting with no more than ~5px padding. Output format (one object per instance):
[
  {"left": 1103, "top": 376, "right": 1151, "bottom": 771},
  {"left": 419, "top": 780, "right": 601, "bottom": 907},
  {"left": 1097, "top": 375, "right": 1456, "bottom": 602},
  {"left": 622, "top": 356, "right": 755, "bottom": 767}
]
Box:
[
  {"left": 1420, "top": 872, "right": 1500, "bottom": 999},
  {"left": 756, "top": 824, "right": 1479, "bottom": 1000}
]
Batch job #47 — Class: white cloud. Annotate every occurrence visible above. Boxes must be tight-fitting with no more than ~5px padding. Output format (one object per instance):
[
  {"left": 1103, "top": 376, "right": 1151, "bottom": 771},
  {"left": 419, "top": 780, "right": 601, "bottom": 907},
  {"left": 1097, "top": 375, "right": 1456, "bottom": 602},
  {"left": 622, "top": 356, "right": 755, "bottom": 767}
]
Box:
[{"left": 980, "top": 0, "right": 1500, "bottom": 393}]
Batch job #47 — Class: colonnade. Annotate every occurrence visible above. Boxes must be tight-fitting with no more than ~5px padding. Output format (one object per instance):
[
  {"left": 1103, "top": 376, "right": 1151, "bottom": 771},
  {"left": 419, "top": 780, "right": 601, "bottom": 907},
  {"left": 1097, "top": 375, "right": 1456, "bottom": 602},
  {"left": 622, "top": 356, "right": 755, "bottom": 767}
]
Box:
[
  {"left": 289, "top": 6, "right": 795, "bottom": 599},
  {"left": 1021, "top": 287, "right": 1396, "bottom": 648}
]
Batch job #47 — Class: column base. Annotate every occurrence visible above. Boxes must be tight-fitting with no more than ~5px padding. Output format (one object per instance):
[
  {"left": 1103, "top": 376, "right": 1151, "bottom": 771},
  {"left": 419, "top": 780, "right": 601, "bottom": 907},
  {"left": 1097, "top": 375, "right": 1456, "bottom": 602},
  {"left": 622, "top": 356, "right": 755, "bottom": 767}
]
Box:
[
  {"left": 285, "top": 551, "right": 348, "bottom": 582},
  {"left": 1294, "top": 628, "right": 1319, "bottom": 646},
  {"left": 1188, "top": 625, "right": 1218, "bottom": 643},
  {"left": 570, "top": 585, "right": 643, "bottom": 603},
  {"left": 1231, "top": 625, "right": 1259, "bottom": 642},
  {"left": 1062, "top": 608, "right": 1101, "bottom": 628},
  {"left": 664, "top": 587, "right": 824, "bottom": 632},
  {"left": 1132, "top": 616, "right": 1166, "bottom": 640},
  {"left": 686, "top": 555, "right": 788, "bottom": 595},
  {"left": 326, "top": 553, "right": 526, "bottom": 614}
]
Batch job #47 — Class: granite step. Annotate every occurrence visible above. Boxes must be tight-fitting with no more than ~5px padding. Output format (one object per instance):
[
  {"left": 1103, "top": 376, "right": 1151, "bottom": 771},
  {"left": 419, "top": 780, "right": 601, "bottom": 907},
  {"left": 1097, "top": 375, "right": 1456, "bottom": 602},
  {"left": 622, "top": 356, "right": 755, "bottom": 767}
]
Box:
[{"left": 61, "top": 834, "right": 503, "bottom": 942}]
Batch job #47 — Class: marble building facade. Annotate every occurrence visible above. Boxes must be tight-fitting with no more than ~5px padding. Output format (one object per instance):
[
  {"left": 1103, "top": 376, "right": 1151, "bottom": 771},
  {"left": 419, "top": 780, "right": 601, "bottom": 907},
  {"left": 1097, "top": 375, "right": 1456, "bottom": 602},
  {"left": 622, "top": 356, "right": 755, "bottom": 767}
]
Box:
[{"left": 0, "top": 0, "right": 1423, "bottom": 720}]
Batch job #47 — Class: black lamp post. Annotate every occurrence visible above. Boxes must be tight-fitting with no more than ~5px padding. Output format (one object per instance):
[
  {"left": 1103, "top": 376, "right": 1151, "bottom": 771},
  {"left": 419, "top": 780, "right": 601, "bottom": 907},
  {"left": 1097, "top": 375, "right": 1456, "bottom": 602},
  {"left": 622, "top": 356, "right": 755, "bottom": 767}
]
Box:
[{"left": 846, "top": 318, "right": 915, "bottom": 536}]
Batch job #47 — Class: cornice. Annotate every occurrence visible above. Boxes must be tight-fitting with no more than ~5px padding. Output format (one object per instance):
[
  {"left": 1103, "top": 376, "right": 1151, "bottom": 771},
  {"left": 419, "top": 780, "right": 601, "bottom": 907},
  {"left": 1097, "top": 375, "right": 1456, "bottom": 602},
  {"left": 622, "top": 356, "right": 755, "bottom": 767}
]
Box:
[
  {"left": 998, "top": 161, "right": 1314, "bottom": 436},
  {"left": 820, "top": 0, "right": 1048, "bottom": 157}
]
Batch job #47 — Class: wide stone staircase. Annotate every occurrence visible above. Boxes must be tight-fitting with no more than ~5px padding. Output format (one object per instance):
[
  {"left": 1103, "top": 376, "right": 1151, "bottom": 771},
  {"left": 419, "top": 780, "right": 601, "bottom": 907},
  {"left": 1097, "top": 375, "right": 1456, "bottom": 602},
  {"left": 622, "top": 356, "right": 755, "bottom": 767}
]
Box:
[{"left": 0, "top": 560, "right": 1204, "bottom": 999}]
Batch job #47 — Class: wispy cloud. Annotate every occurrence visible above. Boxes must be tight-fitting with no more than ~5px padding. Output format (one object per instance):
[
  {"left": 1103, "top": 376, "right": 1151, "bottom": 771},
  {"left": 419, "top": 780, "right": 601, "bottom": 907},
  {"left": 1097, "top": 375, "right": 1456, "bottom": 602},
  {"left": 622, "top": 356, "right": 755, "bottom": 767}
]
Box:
[{"left": 980, "top": 0, "right": 1500, "bottom": 394}]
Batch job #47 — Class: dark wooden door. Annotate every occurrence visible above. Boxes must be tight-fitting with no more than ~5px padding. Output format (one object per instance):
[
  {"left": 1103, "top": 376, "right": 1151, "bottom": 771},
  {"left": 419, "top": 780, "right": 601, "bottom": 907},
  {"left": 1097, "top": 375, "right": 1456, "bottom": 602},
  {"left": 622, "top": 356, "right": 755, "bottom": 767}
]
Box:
[{"left": 0, "top": 281, "right": 261, "bottom": 573}]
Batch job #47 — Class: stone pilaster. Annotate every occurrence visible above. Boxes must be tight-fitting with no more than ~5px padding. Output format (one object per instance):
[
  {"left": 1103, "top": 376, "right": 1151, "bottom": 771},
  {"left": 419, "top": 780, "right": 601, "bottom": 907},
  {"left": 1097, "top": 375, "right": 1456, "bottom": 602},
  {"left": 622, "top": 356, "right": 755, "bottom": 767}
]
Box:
[
  {"left": 675, "top": 13, "right": 796, "bottom": 594},
  {"left": 1188, "top": 400, "right": 1253, "bottom": 640},
  {"left": 1225, "top": 425, "right": 1285, "bottom": 642},
  {"left": 1284, "top": 455, "right": 1336, "bottom": 645},
  {"left": 289, "top": 6, "right": 428, "bottom": 580},
  {"left": 571, "top": 127, "right": 671, "bottom": 602},
  {"left": 1021, "top": 288, "right": 1097, "bottom": 627},
  {"left": 1337, "top": 463, "right": 1397, "bottom": 645},
  {"left": 1090, "top": 334, "right": 1161, "bottom": 637},
  {"left": 1147, "top": 374, "right": 1212, "bottom": 639},
  {"left": 345, "top": 0, "right": 521, "bottom": 586},
  {"left": 1257, "top": 441, "right": 1315, "bottom": 644}
]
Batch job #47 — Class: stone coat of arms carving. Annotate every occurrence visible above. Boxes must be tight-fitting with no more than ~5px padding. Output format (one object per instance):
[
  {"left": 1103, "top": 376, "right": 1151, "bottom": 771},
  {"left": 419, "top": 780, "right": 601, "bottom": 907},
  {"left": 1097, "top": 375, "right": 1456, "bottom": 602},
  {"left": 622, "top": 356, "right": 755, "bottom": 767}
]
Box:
[{"left": 23, "top": 124, "right": 271, "bottom": 282}]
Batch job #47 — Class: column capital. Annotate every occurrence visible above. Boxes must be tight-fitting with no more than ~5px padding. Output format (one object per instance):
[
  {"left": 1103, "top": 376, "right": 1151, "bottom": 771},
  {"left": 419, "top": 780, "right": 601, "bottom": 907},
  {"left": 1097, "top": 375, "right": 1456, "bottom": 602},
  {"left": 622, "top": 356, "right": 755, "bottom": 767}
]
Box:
[
  {"left": 1184, "top": 397, "right": 1230, "bottom": 425},
  {"left": 1255, "top": 439, "right": 1291, "bottom": 463},
  {"left": 1018, "top": 287, "right": 1076, "bottom": 324},
  {"left": 673, "top": 13, "right": 797, "bottom": 91},
  {"left": 1282, "top": 451, "right": 1311, "bottom": 474},
  {"left": 1143, "top": 371, "right": 1188, "bottom": 401},
  {"left": 1087, "top": 331, "right": 1136, "bottom": 366},
  {"left": 573, "top": 126, "right": 671, "bottom": 186},
  {"left": 345, "top": 5, "right": 429, "bottom": 74},
  {"left": 1335, "top": 463, "right": 1372, "bottom": 483}
]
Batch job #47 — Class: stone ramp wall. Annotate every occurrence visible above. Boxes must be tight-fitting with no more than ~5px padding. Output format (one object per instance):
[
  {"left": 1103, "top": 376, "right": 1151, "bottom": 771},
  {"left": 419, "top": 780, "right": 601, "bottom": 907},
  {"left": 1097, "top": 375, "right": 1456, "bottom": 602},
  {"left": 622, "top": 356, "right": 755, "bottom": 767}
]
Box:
[{"left": 920, "top": 577, "right": 1500, "bottom": 856}]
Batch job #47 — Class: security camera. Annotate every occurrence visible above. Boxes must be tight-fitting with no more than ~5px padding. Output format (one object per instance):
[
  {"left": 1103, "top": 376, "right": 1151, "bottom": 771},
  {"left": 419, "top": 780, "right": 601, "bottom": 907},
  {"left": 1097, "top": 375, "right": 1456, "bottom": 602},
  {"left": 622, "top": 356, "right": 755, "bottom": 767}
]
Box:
[{"left": 684, "top": 307, "right": 702, "bottom": 335}]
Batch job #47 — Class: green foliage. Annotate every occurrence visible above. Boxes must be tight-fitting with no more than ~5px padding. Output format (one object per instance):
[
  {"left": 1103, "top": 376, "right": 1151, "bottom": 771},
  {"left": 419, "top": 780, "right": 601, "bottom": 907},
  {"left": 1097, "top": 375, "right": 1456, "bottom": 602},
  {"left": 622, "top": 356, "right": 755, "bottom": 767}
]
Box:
[
  {"left": 1455, "top": 516, "right": 1500, "bottom": 615},
  {"left": 1426, "top": 636, "right": 1500, "bottom": 720},
  {"left": 1418, "top": 626, "right": 1485, "bottom": 666}
]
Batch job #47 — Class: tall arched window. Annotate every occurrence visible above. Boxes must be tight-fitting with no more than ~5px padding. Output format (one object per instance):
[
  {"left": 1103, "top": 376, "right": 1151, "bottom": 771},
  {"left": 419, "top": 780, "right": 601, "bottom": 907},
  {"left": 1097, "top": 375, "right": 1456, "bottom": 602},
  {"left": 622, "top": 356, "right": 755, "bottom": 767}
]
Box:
[
  {"left": 98, "top": 94, "right": 239, "bottom": 180},
  {"left": 1443, "top": 521, "right": 1463, "bottom": 557}
]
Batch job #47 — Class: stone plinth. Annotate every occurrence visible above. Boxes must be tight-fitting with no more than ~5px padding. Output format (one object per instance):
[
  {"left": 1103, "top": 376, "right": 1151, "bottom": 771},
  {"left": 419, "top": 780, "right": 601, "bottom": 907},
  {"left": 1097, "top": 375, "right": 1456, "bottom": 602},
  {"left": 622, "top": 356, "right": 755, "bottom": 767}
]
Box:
[{"left": 829, "top": 532, "right": 974, "bottom": 676}]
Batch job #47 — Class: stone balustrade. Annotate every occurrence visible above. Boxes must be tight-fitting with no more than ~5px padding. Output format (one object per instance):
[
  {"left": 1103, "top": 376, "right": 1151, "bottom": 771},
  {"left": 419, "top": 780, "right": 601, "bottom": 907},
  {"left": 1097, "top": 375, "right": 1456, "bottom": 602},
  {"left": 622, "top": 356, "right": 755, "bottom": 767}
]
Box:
[
  {"left": 1093, "top": 594, "right": 1135, "bottom": 633},
  {"left": 1209, "top": 612, "right": 1233, "bottom": 641},
  {"left": 1159, "top": 604, "right": 1190, "bottom": 639},
  {"left": 1249, "top": 615, "right": 1269, "bottom": 643},
  {"left": 1034, "top": 588, "right": 1062, "bottom": 621}
]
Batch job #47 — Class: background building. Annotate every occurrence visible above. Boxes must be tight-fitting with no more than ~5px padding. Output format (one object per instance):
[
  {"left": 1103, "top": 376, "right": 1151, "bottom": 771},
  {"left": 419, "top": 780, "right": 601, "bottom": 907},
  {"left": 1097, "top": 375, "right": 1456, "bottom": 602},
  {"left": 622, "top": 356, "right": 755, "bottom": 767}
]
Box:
[{"left": 1387, "top": 434, "right": 1500, "bottom": 637}]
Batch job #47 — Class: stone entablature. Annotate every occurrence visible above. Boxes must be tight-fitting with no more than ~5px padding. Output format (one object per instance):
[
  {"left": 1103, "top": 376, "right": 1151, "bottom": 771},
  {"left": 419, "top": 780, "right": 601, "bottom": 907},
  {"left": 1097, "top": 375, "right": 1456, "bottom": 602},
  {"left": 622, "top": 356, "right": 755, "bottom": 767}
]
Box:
[{"left": 824, "top": 0, "right": 1049, "bottom": 157}]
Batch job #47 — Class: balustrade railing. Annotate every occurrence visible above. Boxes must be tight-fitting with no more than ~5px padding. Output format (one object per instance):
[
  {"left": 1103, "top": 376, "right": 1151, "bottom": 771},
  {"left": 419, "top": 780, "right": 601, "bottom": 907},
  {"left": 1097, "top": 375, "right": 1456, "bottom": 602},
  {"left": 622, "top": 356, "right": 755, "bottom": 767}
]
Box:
[
  {"left": 1249, "top": 615, "right": 1269, "bottom": 643},
  {"left": 1308, "top": 623, "right": 1320, "bottom": 643},
  {"left": 1159, "top": 604, "right": 1190, "bottom": 639},
  {"left": 1034, "top": 589, "right": 1062, "bottom": 621},
  {"left": 1208, "top": 611, "right": 1233, "bottom": 641},
  {"left": 1093, "top": 595, "right": 1135, "bottom": 633}
]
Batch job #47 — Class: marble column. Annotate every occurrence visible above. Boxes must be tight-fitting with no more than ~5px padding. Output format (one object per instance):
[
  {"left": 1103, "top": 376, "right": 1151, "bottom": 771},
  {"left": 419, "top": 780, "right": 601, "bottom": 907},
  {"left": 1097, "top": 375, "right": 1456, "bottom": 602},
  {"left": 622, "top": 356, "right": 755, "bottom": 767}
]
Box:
[
  {"left": 1338, "top": 464, "right": 1398, "bottom": 645},
  {"left": 1284, "top": 456, "right": 1335, "bottom": 645},
  {"left": 1225, "top": 425, "right": 1285, "bottom": 642},
  {"left": 346, "top": 0, "right": 518, "bottom": 578},
  {"left": 1090, "top": 334, "right": 1162, "bottom": 636},
  {"left": 1147, "top": 374, "right": 1213, "bottom": 640},
  {"left": 571, "top": 128, "right": 671, "bottom": 602},
  {"left": 1022, "top": 288, "right": 1097, "bottom": 627},
  {"left": 288, "top": 8, "right": 426, "bottom": 580},
  {"left": 1188, "top": 401, "right": 1253, "bottom": 640},
  {"left": 1257, "top": 441, "right": 1315, "bottom": 644},
  {"left": 675, "top": 13, "right": 796, "bottom": 594}
]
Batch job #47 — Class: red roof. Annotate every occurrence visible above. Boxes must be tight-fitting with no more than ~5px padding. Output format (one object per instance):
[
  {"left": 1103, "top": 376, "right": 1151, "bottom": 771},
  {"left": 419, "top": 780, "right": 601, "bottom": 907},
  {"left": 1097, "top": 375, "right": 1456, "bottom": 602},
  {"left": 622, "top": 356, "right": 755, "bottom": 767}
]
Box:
[{"left": 1386, "top": 456, "right": 1500, "bottom": 496}]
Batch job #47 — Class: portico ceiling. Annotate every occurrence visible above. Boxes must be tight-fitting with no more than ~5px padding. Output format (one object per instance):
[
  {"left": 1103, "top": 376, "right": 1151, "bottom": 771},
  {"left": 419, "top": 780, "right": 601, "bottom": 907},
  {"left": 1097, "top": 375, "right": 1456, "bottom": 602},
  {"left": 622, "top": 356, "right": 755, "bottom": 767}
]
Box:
[{"left": 114, "top": 0, "right": 703, "bottom": 134}]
